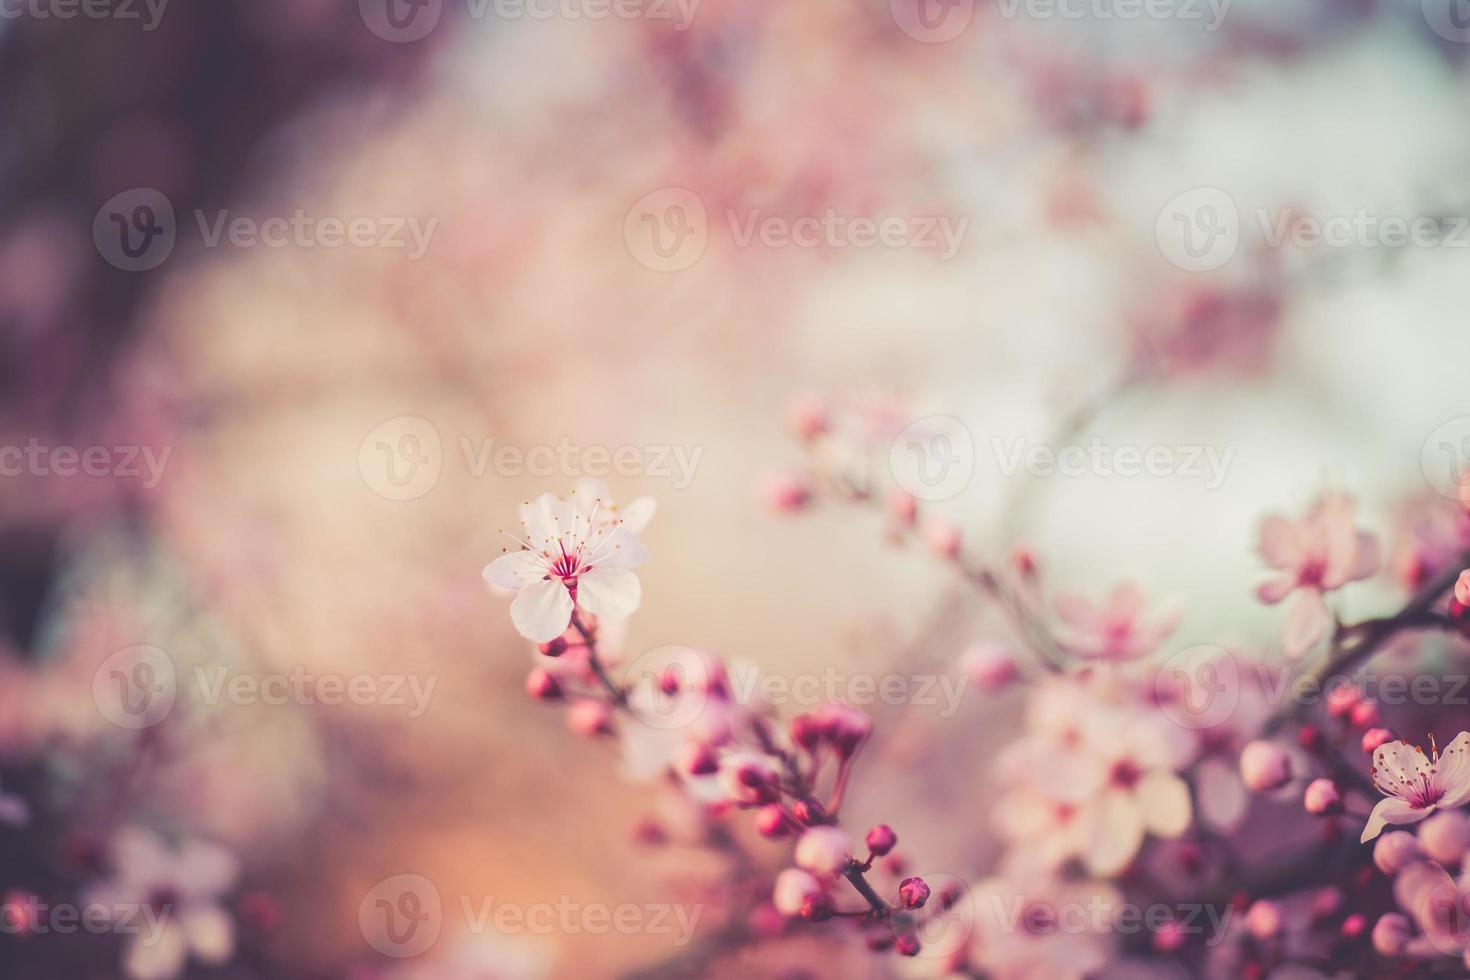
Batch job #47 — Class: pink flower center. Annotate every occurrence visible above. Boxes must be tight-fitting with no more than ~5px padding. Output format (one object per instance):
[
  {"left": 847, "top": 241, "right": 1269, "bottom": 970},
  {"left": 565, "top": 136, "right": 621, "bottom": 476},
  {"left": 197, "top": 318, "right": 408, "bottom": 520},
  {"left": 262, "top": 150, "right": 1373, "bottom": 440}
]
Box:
[
  {"left": 1109, "top": 759, "right": 1142, "bottom": 790},
  {"left": 1297, "top": 559, "right": 1326, "bottom": 588},
  {"left": 1021, "top": 902, "right": 1056, "bottom": 935}
]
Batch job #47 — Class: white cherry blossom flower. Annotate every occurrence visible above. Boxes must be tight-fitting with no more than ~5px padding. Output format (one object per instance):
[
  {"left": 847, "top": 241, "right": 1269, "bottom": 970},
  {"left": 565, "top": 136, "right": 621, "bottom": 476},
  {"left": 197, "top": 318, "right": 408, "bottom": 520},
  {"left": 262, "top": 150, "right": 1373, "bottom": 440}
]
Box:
[{"left": 1362, "top": 733, "right": 1470, "bottom": 843}]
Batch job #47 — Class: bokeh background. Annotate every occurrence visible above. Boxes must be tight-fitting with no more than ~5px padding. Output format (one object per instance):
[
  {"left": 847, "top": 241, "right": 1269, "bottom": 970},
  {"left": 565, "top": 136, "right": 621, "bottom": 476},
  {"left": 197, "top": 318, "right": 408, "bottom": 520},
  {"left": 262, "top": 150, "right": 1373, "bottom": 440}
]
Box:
[{"left": 4, "top": 0, "right": 1470, "bottom": 977}]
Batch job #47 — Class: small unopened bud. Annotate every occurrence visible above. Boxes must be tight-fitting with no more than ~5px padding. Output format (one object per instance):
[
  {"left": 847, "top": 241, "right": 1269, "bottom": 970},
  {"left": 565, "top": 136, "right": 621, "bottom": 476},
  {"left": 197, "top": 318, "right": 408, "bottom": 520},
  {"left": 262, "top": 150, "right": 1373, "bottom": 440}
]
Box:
[
  {"left": 772, "top": 869, "right": 826, "bottom": 917},
  {"left": 897, "top": 876, "right": 931, "bottom": 910},
  {"left": 788, "top": 395, "right": 830, "bottom": 443},
  {"left": 800, "top": 894, "right": 835, "bottom": 921},
  {"left": 1009, "top": 544, "right": 1038, "bottom": 579},
  {"left": 1373, "top": 831, "right": 1422, "bottom": 874},
  {"left": 1297, "top": 724, "right": 1323, "bottom": 751},
  {"left": 755, "top": 804, "right": 792, "bottom": 839},
  {"left": 921, "top": 519, "right": 961, "bottom": 559},
  {"left": 813, "top": 702, "right": 871, "bottom": 757},
  {"left": 790, "top": 714, "right": 823, "bottom": 752},
  {"left": 1303, "top": 778, "right": 1343, "bottom": 816},
  {"left": 526, "top": 668, "right": 564, "bottom": 702},
  {"left": 886, "top": 489, "right": 917, "bottom": 526},
  {"left": 1152, "top": 920, "right": 1186, "bottom": 953},
  {"left": 791, "top": 799, "right": 828, "bottom": 826},
  {"left": 538, "top": 637, "right": 568, "bottom": 657},
  {"left": 760, "top": 472, "right": 813, "bottom": 514},
  {"left": 1245, "top": 900, "right": 1282, "bottom": 939},
  {"left": 1325, "top": 684, "right": 1360, "bottom": 719},
  {"left": 1349, "top": 701, "right": 1380, "bottom": 729},
  {"left": 865, "top": 825, "right": 897, "bottom": 857},
  {"left": 1456, "top": 569, "right": 1470, "bottom": 607},
  {"left": 1372, "top": 912, "right": 1412, "bottom": 956},
  {"left": 633, "top": 818, "right": 667, "bottom": 846},
  {"left": 680, "top": 741, "right": 719, "bottom": 777},
  {"left": 1309, "top": 887, "right": 1342, "bottom": 923},
  {"left": 795, "top": 827, "right": 854, "bottom": 875},
  {"left": 719, "top": 752, "right": 781, "bottom": 805},
  {"left": 658, "top": 668, "right": 681, "bottom": 696},
  {"left": 895, "top": 933, "right": 922, "bottom": 956},
  {"left": 1239, "top": 741, "right": 1291, "bottom": 792},
  {"left": 1362, "top": 728, "right": 1395, "bottom": 754},
  {"left": 237, "top": 891, "right": 282, "bottom": 933},
  {"left": 1419, "top": 810, "right": 1470, "bottom": 865},
  {"left": 567, "top": 699, "right": 614, "bottom": 737},
  {"left": 1340, "top": 913, "right": 1366, "bottom": 939},
  {"left": 961, "top": 642, "right": 1019, "bottom": 694}
]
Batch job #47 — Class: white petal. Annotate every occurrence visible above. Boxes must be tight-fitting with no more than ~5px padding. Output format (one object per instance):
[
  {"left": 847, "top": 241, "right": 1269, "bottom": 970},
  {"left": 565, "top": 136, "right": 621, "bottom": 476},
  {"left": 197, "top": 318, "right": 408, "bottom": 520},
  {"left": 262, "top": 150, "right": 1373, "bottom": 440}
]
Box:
[
  {"left": 113, "top": 827, "right": 172, "bottom": 887},
  {"left": 619, "top": 497, "right": 657, "bottom": 534},
  {"left": 1283, "top": 590, "right": 1328, "bottom": 659},
  {"left": 586, "top": 525, "right": 649, "bottom": 569},
  {"left": 482, "top": 550, "right": 545, "bottom": 589},
  {"left": 518, "top": 493, "right": 568, "bottom": 548},
  {"left": 1436, "top": 732, "right": 1470, "bottom": 808},
  {"left": 1085, "top": 791, "right": 1145, "bottom": 877},
  {"left": 510, "top": 578, "right": 574, "bottom": 642},
  {"left": 576, "top": 567, "right": 642, "bottom": 620},
  {"left": 1361, "top": 796, "right": 1429, "bottom": 843},
  {"left": 1138, "top": 772, "right": 1192, "bottom": 837},
  {"left": 1196, "top": 757, "right": 1249, "bottom": 831},
  {"left": 1258, "top": 516, "right": 1304, "bottom": 569},
  {"left": 175, "top": 841, "right": 239, "bottom": 899},
  {"left": 125, "top": 921, "right": 188, "bottom": 980},
  {"left": 182, "top": 904, "right": 235, "bottom": 963}
]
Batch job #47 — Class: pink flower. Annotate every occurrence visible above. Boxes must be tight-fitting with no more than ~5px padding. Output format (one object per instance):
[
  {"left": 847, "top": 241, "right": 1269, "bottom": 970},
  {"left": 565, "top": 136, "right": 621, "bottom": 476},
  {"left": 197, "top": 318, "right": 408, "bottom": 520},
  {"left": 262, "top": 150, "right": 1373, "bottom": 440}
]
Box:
[
  {"left": 483, "top": 483, "right": 651, "bottom": 643},
  {"left": 794, "top": 826, "right": 854, "bottom": 875},
  {"left": 83, "top": 827, "right": 239, "bottom": 980},
  {"left": 1238, "top": 741, "right": 1291, "bottom": 793},
  {"left": 1361, "top": 733, "right": 1470, "bottom": 842},
  {"left": 1053, "top": 583, "right": 1180, "bottom": 662},
  {"left": 717, "top": 751, "right": 780, "bottom": 805},
  {"left": 1256, "top": 494, "right": 1380, "bottom": 658},
  {"left": 772, "top": 869, "right": 827, "bottom": 917}
]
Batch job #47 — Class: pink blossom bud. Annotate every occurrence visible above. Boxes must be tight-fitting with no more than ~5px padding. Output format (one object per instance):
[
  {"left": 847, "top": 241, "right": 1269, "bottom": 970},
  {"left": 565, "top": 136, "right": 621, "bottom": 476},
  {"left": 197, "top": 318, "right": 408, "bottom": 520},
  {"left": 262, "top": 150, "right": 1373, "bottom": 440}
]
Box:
[
  {"left": 865, "top": 825, "right": 897, "bottom": 857},
  {"left": 1325, "top": 684, "right": 1360, "bottom": 719},
  {"left": 812, "top": 702, "right": 871, "bottom": 757},
  {"left": 747, "top": 903, "right": 785, "bottom": 939},
  {"left": 1362, "top": 728, "right": 1395, "bottom": 754},
  {"left": 1419, "top": 811, "right": 1470, "bottom": 865},
  {"left": 755, "top": 805, "right": 792, "bottom": 839},
  {"left": 658, "top": 668, "right": 681, "bottom": 696},
  {"left": 895, "top": 933, "right": 922, "bottom": 956},
  {"left": 1246, "top": 900, "right": 1283, "bottom": 939},
  {"left": 898, "top": 876, "right": 931, "bottom": 910},
  {"left": 632, "top": 819, "right": 666, "bottom": 846},
  {"left": 680, "top": 741, "right": 719, "bottom": 777},
  {"left": 1373, "top": 831, "right": 1423, "bottom": 875},
  {"left": 865, "top": 927, "right": 895, "bottom": 951},
  {"left": 1340, "top": 913, "right": 1366, "bottom": 939},
  {"left": 787, "top": 395, "right": 830, "bottom": 443},
  {"left": 1349, "top": 701, "right": 1380, "bottom": 729},
  {"left": 526, "top": 668, "right": 564, "bottom": 702},
  {"left": 1153, "top": 920, "right": 1187, "bottom": 953},
  {"left": 1009, "top": 544, "right": 1038, "bottom": 579},
  {"left": 1298, "top": 724, "right": 1323, "bottom": 751},
  {"left": 921, "top": 519, "right": 961, "bottom": 559},
  {"left": 1457, "top": 570, "right": 1470, "bottom": 607},
  {"left": 1309, "top": 887, "right": 1342, "bottom": 922},
  {"left": 537, "top": 637, "right": 568, "bottom": 657},
  {"left": 961, "top": 642, "right": 1019, "bottom": 694},
  {"left": 791, "top": 799, "right": 828, "bottom": 826},
  {"left": 760, "top": 472, "right": 812, "bottom": 514},
  {"left": 795, "top": 827, "right": 854, "bottom": 875},
  {"left": 1239, "top": 741, "right": 1292, "bottom": 792},
  {"left": 567, "top": 699, "right": 614, "bottom": 737},
  {"left": 1372, "top": 912, "right": 1412, "bottom": 956},
  {"left": 772, "top": 869, "right": 826, "bottom": 917},
  {"left": 801, "top": 894, "right": 834, "bottom": 921},
  {"left": 1304, "top": 778, "right": 1343, "bottom": 816},
  {"left": 887, "top": 489, "right": 918, "bottom": 525},
  {"left": 790, "top": 714, "right": 823, "bottom": 752},
  {"left": 719, "top": 752, "right": 780, "bottom": 805}
]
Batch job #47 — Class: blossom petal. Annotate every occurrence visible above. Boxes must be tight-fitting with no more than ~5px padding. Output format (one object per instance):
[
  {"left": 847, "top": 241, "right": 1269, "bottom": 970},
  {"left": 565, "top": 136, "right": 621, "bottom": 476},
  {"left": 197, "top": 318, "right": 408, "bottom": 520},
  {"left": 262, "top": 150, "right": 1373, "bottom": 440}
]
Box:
[
  {"left": 175, "top": 841, "right": 239, "bottom": 899},
  {"left": 576, "top": 566, "right": 642, "bottom": 620},
  {"left": 114, "top": 827, "right": 172, "bottom": 887},
  {"left": 510, "top": 578, "right": 574, "bottom": 643},
  {"left": 124, "top": 921, "right": 187, "bottom": 980},
  {"left": 1434, "top": 732, "right": 1470, "bottom": 808},
  {"left": 518, "top": 493, "right": 567, "bottom": 549},
  {"left": 1137, "top": 772, "right": 1192, "bottom": 837},
  {"left": 1196, "top": 757, "right": 1250, "bottom": 831},
  {"left": 587, "top": 525, "right": 649, "bottom": 569},
  {"left": 1255, "top": 576, "right": 1295, "bottom": 605},
  {"left": 619, "top": 496, "right": 657, "bottom": 535},
  {"left": 1361, "top": 796, "right": 1429, "bottom": 843},
  {"left": 1258, "top": 515, "right": 1303, "bottom": 569},
  {"left": 1282, "top": 590, "right": 1328, "bottom": 659},
  {"left": 182, "top": 904, "right": 235, "bottom": 964},
  {"left": 482, "top": 550, "right": 545, "bottom": 589},
  {"left": 1084, "top": 791, "right": 1145, "bottom": 877},
  {"left": 1053, "top": 593, "right": 1101, "bottom": 632}
]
